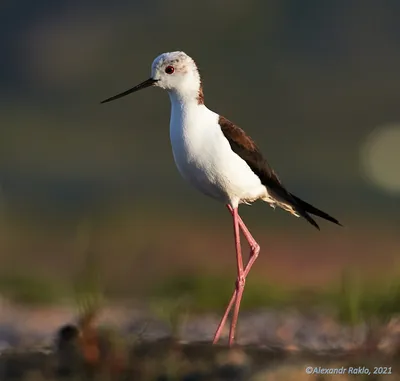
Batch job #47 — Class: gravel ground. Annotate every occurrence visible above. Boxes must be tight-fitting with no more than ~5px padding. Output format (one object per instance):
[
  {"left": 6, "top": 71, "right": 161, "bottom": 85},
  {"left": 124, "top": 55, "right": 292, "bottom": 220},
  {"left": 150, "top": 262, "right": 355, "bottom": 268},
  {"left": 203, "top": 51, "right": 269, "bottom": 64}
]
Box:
[
  {"left": 0, "top": 299, "right": 399, "bottom": 380},
  {"left": 0, "top": 340, "right": 399, "bottom": 381}
]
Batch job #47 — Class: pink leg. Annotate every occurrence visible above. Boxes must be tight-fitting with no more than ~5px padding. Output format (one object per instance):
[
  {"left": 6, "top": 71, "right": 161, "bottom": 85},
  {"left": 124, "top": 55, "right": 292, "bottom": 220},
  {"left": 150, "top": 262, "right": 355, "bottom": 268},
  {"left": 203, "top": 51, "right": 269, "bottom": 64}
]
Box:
[
  {"left": 227, "top": 207, "right": 245, "bottom": 346},
  {"left": 212, "top": 205, "right": 260, "bottom": 346}
]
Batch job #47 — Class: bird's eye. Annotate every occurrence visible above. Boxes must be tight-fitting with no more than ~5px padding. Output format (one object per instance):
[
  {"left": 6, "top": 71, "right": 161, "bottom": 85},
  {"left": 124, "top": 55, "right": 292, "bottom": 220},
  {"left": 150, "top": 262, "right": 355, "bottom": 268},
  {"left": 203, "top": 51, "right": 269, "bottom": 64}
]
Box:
[{"left": 165, "top": 66, "right": 175, "bottom": 74}]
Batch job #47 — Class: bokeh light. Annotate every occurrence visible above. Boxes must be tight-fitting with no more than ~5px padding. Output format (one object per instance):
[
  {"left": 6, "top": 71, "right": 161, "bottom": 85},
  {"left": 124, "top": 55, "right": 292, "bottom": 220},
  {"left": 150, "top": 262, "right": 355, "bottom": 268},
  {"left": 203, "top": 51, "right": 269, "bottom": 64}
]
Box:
[{"left": 360, "top": 123, "right": 400, "bottom": 194}]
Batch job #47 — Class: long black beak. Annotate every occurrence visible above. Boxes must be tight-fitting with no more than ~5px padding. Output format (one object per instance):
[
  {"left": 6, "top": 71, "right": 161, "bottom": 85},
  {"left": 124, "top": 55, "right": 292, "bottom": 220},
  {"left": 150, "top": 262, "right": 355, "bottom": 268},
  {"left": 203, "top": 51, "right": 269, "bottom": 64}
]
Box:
[{"left": 100, "top": 78, "right": 158, "bottom": 104}]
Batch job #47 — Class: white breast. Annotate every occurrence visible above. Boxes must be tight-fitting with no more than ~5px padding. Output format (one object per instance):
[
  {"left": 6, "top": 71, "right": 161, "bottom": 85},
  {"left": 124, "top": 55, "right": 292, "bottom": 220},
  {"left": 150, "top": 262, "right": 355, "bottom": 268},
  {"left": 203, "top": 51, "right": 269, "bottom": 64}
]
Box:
[{"left": 169, "top": 97, "right": 267, "bottom": 207}]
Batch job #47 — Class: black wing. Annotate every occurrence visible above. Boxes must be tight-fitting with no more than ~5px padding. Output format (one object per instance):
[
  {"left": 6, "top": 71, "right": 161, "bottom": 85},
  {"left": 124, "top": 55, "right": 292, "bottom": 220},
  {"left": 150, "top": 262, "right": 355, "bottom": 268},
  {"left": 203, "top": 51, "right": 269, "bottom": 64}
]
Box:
[{"left": 218, "top": 115, "right": 342, "bottom": 229}]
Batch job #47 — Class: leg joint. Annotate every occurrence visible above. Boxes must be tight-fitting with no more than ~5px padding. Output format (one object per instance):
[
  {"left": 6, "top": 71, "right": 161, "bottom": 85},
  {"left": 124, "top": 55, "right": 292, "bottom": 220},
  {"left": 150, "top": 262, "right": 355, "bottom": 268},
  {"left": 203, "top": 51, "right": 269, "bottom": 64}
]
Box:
[{"left": 251, "top": 242, "right": 260, "bottom": 256}]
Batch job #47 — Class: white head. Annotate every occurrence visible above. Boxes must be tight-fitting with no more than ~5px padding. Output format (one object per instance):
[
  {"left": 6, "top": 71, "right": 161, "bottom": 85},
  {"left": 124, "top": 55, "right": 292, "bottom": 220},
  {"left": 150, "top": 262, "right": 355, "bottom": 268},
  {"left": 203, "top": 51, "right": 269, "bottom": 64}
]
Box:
[{"left": 101, "top": 51, "right": 204, "bottom": 105}]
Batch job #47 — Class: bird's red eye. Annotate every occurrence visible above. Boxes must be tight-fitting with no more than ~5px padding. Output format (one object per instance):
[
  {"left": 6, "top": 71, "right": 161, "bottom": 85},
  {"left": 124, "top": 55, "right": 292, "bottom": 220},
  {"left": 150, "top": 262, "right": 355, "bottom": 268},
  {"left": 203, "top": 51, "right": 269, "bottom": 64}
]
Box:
[{"left": 165, "top": 66, "right": 174, "bottom": 74}]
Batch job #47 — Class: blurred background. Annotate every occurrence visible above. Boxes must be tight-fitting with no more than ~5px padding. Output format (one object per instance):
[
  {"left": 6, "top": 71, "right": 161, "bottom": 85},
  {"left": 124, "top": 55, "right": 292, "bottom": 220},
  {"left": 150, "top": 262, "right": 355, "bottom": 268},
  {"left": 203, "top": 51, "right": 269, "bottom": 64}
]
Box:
[{"left": 0, "top": 0, "right": 400, "bottom": 308}]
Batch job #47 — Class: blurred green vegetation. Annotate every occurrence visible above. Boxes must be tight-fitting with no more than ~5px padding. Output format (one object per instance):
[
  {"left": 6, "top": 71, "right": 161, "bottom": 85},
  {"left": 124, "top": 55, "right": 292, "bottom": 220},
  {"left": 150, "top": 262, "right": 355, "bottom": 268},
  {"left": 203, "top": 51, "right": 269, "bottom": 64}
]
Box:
[
  {"left": 151, "top": 274, "right": 291, "bottom": 312},
  {"left": 148, "top": 271, "right": 400, "bottom": 325},
  {"left": 0, "top": 274, "right": 67, "bottom": 305},
  {"left": 5, "top": 268, "right": 400, "bottom": 318},
  {"left": 1, "top": 267, "right": 400, "bottom": 334}
]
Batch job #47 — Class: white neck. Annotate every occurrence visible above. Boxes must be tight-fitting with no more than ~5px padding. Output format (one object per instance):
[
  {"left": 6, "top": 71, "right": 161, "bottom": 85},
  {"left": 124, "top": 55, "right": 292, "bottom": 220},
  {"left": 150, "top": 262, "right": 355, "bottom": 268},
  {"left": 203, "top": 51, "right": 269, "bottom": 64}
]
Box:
[
  {"left": 168, "top": 90, "right": 200, "bottom": 129},
  {"left": 167, "top": 88, "right": 200, "bottom": 107},
  {"left": 168, "top": 89, "right": 211, "bottom": 146}
]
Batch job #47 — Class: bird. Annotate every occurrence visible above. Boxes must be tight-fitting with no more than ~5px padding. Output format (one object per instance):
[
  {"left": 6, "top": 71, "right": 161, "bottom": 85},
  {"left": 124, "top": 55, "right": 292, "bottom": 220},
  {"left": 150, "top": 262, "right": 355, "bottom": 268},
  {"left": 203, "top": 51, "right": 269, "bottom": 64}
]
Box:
[{"left": 100, "top": 51, "right": 342, "bottom": 346}]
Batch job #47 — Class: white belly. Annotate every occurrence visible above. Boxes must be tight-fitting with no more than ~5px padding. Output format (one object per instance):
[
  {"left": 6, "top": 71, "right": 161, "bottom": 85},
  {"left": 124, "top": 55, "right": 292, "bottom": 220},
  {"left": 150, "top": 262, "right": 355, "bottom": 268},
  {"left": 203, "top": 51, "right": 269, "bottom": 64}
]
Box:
[
  {"left": 171, "top": 127, "right": 227, "bottom": 201},
  {"left": 169, "top": 105, "right": 267, "bottom": 207}
]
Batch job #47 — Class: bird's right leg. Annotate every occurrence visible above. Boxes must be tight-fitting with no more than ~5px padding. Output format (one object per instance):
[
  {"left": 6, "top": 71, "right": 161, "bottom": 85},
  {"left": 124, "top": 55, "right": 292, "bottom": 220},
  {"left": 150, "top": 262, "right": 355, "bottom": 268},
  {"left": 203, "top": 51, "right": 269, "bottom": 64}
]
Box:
[{"left": 212, "top": 205, "right": 260, "bottom": 345}]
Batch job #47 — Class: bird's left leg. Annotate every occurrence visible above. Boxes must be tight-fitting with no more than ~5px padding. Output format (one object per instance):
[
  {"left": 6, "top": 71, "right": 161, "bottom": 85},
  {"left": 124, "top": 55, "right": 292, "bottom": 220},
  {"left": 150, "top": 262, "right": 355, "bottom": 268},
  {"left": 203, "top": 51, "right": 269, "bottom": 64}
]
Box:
[
  {"left": 227, "top": 206, "right": 245, "bottom": 346},
  {"left": 212, "top": 205, "right": 260, "bottom": 346}
]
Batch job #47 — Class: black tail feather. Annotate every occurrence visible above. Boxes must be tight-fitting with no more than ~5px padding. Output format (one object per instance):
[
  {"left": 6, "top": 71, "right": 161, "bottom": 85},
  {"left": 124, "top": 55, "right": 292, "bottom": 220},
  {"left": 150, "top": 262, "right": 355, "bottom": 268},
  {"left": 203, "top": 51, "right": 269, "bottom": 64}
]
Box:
[
  {"left": 290, "top": 193, "right": 342, "bottom": 227},
  {"left": 299, "top": 210, "right": 320, "bottom": 230}
]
